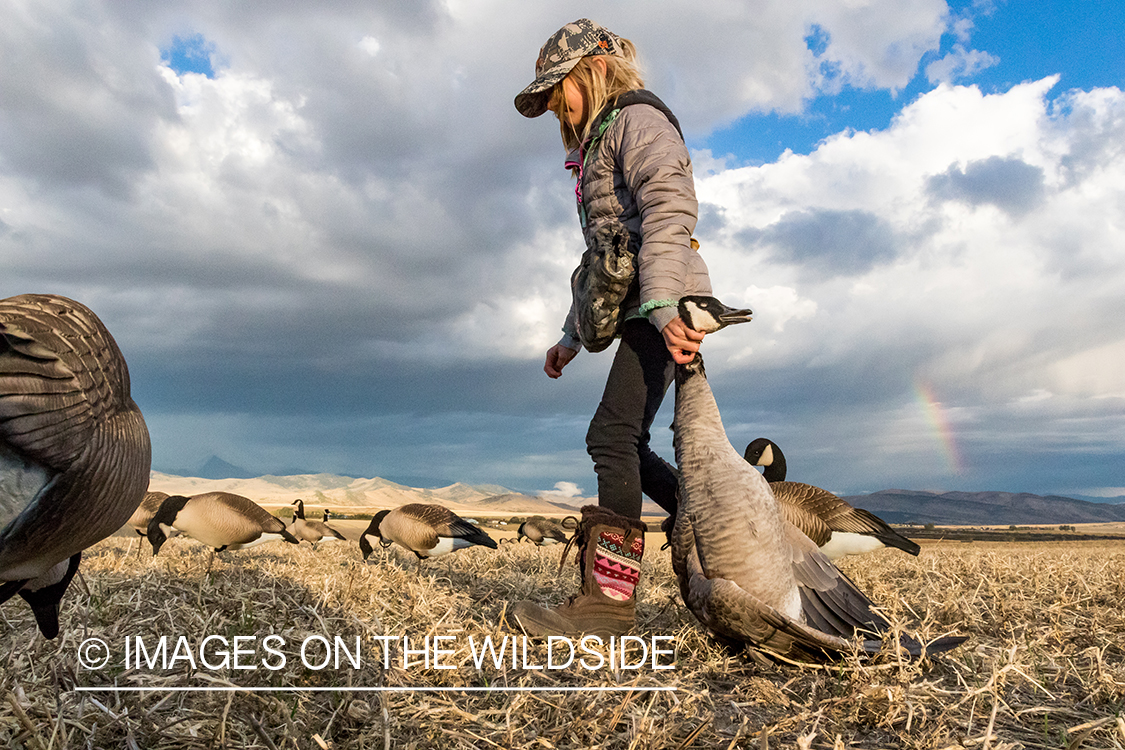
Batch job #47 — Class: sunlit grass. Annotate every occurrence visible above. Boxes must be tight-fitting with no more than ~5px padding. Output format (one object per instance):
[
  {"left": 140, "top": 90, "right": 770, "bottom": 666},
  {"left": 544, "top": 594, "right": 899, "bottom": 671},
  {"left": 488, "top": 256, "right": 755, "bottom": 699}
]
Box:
[{"left": 1, "top": 536, "right": 1123, "bottom": 748}]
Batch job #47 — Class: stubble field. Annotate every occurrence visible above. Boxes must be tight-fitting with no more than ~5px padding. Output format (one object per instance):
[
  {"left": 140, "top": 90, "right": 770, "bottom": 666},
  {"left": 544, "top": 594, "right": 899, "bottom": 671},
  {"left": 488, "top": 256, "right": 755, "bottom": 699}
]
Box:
[{"left": 1, "top": 532, "right": 1123, "bottom": 749}]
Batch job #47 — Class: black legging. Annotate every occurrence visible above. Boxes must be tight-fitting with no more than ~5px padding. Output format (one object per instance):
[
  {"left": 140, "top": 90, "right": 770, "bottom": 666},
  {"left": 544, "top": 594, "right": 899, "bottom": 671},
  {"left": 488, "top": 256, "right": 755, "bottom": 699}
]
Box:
[{"left": 585, "top": 318, "right": 680, "bottom": 519}]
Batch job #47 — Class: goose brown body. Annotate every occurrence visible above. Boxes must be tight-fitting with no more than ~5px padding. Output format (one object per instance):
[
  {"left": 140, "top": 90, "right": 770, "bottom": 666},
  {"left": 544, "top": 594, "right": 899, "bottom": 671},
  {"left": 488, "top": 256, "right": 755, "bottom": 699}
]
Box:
[
  {"left": 517, "top": 517, "right": 572, "bottom": 545},
  {"left": 288, "top": 499, "right": 346, "bottom": 543},
  {"left": 147, "top": 492, "right": 298, "bottom": 553},
  {"left": 744, "top": 438, "right": 920, "bottom": 559},
  {"left": 0, "top": 294, "right": 150, "bottom": 636},
  {"left": 360, "top": 503, "right": 497, "bottom": 560}
]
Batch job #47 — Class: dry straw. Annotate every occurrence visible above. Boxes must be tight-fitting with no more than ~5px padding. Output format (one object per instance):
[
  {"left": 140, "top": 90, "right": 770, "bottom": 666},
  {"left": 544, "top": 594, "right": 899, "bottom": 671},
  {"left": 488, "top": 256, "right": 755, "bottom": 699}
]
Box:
[{"left": 1, "top": 535, "right": 1123, "bottom": 748}]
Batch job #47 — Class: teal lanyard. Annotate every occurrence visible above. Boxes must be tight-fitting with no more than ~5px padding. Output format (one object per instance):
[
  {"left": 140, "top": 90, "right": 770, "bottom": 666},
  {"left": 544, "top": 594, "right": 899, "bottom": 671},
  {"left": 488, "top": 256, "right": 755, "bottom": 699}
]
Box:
[{"left": 577, "top": 107, "right": 622, "bottom": 229}]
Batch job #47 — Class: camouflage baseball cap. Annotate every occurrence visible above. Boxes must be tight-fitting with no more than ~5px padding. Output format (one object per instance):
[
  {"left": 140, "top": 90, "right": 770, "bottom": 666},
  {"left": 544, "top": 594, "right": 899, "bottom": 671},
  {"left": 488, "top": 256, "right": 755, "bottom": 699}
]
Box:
[{"left": 514, "top": 19, "right": 628, "bottom": 118}]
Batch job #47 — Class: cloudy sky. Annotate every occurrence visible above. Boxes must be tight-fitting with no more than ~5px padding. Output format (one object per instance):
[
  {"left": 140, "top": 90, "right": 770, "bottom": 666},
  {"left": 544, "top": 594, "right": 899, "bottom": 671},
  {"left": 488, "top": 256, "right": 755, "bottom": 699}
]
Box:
[{"left": 2, "top": 0, "right": 1122, "bottom": 500}]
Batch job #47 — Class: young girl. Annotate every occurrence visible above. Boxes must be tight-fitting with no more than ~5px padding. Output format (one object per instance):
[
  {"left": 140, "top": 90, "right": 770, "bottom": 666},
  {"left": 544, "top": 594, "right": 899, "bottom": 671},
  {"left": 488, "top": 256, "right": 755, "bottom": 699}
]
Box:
[{"left": 511, "top": 19, "right": 713, "bottom": 637}]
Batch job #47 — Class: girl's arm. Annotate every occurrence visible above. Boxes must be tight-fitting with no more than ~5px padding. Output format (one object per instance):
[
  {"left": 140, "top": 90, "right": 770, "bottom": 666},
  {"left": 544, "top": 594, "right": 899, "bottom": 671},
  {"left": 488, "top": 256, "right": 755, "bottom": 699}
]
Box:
[
  {"left": 615, "top": 105, "right": 702, "bottom": 355},
  {"left": 544, "top": 343, "right": 579, "bottom": 379}
]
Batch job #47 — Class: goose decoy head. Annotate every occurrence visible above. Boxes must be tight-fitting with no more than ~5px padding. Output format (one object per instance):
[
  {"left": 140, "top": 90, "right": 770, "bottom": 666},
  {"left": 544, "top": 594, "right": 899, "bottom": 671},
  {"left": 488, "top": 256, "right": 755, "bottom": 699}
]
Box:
[
  {"left": 359, "top": 510, "right": 392, "bottom": 559},
  {"left": 677, "top": 296, "right": 753, "bottom": 333},
  {"left": 744, "top": 438, "right": 774, "bottom": 467},
  {"left": 743, "top": 438, "right": 787, "bottom": 482},
  {"left": 146, "top": 495, "right": 190, "bottom": 555}
]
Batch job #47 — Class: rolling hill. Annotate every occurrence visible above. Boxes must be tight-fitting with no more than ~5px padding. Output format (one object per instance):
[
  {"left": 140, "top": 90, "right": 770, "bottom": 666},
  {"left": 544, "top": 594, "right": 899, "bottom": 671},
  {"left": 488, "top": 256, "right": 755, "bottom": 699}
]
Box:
[{"left": 843, "top": 489, "right": 1125, "bottom": 525}]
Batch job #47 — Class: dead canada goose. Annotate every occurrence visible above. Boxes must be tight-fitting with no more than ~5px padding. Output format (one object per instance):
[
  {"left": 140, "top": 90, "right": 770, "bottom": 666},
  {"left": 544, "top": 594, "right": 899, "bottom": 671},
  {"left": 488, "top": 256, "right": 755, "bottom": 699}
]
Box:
[
  {"left": 359, "top": 503, "right": 497, "bottom": 562},
  {"left": 288, "top": 499, "right": 347, "bottom": 543},
  {"left": 146, "top": 492, "right": 299, "bottom": 555},
  {"left": 669, "top": 297, "right": 964, "bottom": 658},
  {"left": 516, "top": 517, "right": 573, "bottom": 545},
  {"left": 1, "top": 294, "right": 150, "bottom": 639},
  {"left": 743, "top": 438, "right": 920, "bottom": 560}
]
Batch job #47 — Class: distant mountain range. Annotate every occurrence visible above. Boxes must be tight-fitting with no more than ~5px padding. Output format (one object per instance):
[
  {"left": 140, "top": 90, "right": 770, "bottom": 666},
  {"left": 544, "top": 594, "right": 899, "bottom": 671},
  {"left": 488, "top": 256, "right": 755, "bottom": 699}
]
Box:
[
  {"left": 147, "top": 471, "right": 584, "bottom": 517},
  {"left": 844, "top": 489, "right": 1125, "bottom": 525}
]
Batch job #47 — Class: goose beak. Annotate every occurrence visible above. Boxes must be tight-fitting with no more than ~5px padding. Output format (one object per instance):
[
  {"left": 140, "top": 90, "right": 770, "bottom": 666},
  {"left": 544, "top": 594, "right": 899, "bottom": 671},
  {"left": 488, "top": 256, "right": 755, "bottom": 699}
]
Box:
[{"left": 716, "top": 305, "right": 753, "bottom": 327}]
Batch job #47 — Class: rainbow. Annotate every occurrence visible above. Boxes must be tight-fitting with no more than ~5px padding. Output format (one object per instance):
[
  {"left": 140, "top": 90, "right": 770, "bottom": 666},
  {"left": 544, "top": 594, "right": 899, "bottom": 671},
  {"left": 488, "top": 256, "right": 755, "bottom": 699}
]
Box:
[{"left": 915, "top": 380, "right": 964, "bottom": 475}]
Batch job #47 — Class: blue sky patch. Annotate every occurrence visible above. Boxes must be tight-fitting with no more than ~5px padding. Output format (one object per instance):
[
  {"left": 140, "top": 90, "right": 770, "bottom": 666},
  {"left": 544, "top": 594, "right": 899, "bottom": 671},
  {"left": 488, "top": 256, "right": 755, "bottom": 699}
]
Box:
[
  {"left": 161, "top": 33, "right": 217, "bottom": 78},
  {"left": 698, "top": 0, "right": 1125, "bottom": 165}
]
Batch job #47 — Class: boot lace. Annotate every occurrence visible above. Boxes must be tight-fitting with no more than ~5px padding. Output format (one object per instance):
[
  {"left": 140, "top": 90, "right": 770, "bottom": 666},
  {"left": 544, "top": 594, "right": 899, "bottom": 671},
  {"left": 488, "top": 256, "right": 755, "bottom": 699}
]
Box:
[{"left": 557, "top": 515, "right": 591, "bottom": 575}]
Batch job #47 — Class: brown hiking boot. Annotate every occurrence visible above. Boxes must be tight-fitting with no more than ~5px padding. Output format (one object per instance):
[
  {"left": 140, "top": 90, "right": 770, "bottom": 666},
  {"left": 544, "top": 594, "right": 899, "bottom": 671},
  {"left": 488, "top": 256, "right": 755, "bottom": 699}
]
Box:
[{"left": 511, "top": 505, "right": 646, "bottom": 638}]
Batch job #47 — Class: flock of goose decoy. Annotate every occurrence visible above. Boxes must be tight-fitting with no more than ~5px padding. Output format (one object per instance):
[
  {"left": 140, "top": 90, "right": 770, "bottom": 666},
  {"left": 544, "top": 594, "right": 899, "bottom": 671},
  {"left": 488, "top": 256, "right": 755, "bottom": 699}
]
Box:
[{"left": 2, "top": 292, "right": 964, "bottom": 661}]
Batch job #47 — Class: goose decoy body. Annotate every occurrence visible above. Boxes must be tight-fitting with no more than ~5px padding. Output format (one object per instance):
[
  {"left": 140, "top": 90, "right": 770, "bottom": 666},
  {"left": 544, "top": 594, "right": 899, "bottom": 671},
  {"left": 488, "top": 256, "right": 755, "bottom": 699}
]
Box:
[
  {"left": 1, "top": 294, "right": 150, "bottom": 638},
  {"left": 359, "top": 503, "right": 497, "bottom": 561},
  {"left": 743, "top": 438, "right": 920, "bottom": 560},
  {"left": 516, "top": 516, "right": 574, "bottom": 545},
  {"left": 288, "top": 499, "right": 346, "bottom": 543},
  {"left": 669, "top": 297, "right": 964, "bottom": 658},
  {"left": 146, "top": 492, "right": 299, "bottom": 554}
]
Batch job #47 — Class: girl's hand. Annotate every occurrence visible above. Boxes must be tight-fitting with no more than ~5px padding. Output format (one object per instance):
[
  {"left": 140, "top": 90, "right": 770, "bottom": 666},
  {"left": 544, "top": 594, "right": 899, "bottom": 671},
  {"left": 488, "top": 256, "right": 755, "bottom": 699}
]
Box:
[
  {"left": 661, "top": 318, "right": 705, "bottom": 364},
  {"left": 545, "top": 344, "right": 579, "bottom": 379}
]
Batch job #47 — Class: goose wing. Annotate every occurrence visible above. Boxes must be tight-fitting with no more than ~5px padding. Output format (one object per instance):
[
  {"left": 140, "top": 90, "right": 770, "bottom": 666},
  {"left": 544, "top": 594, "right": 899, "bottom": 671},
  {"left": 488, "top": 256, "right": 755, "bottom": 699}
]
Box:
[
  {"left": 288, "top": 517, "right": 323, "bottom": 542},
  {"left": 306, "top": 519, "right": 347, "bottom": 540},
  {"left": 782, "top": 521, "right": 888, "bottom": 639},
  {"left": 169, "top": 492, "right": 296, "bottom": 548},
  {"left": 671, "top": 510, "right": 851, "bottom": 656},
  {"left": 209, "top": 492, "right": 288, "bottom": 533},
  {"left": 540, "top": 520, "right": 570, "bottom": 543},
  {"left": 775, "top": 482, "right": 920, "bottom": 555},
  {"left": 398, "top": 503, "right": 496, "bottom": 547},
  {"left": 0, "top": 295, "right": 131, "bottom": 469},
  {"left": 1, "top": 295, "right": 149, "bottom": 579},
  {"left": 776, "top": 490, "right": 833, "bottom": 547},
  {"left": 781, "top": 523, "right": 964, "bottom": 655}
]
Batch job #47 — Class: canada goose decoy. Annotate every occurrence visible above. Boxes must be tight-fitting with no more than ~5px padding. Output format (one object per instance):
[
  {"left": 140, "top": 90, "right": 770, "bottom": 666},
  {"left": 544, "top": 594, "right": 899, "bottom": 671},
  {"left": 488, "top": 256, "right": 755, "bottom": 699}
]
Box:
[
  {"left": 359, "top": 503, "right": 497, "bottom": 563},
  {"left": 669, "top": 297, "right": 964, "bottom": 658},
  {"left": 516, "top": 516, "right": 573, "bottom": 545},
  {"left": 743, "top": 438, "right": 920, "bottom": 560},
  {"left": 123, "top": 490, "right": 179, "bottom": 556},
  {"left": 128, "top": 491, "right": 171, "bottom": 536},
  {"left": 146, "top": 492, "right": 299, "bottom": 556},
  {"left": 1, "top": 294, "right": 151, "bottom": 639},
  {"left": 288, "top": 499, "right": 347, "bottom": 543}
]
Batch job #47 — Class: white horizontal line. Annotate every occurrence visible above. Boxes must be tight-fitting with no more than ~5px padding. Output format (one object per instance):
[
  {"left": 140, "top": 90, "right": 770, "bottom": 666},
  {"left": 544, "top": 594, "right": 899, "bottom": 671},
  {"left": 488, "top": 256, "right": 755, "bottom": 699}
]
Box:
[{"left": 75, "top": 686, "right": 676, "bottom": 693}]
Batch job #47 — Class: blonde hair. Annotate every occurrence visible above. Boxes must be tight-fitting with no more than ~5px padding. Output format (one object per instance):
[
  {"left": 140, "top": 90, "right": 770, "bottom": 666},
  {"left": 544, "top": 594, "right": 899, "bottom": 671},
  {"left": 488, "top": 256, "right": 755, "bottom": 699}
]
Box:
[{"left": 549, "top": 40, "right": 645, "bottom": 153}]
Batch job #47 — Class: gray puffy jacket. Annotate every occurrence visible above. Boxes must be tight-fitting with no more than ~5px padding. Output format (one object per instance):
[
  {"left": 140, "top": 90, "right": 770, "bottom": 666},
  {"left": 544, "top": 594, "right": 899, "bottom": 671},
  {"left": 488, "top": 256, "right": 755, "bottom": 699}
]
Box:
[{"left": 559, "top": 98, "right": 712, "bottom": 351}]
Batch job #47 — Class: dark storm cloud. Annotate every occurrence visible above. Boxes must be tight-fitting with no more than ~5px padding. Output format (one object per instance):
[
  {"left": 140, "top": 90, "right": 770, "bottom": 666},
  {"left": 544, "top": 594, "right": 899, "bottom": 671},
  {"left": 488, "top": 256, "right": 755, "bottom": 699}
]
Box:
[
  {"left": 3, "top": 2, "right": 1123, "bottom": 501},
  {"left": 0, "top": 5, "right": 176, "bottom": 197},
  {"left": 737, "top": 209, "right": 900, "bottom": 277},
  {"left": 925, "top": 155, "right": 1046, "bottom": 215}
]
